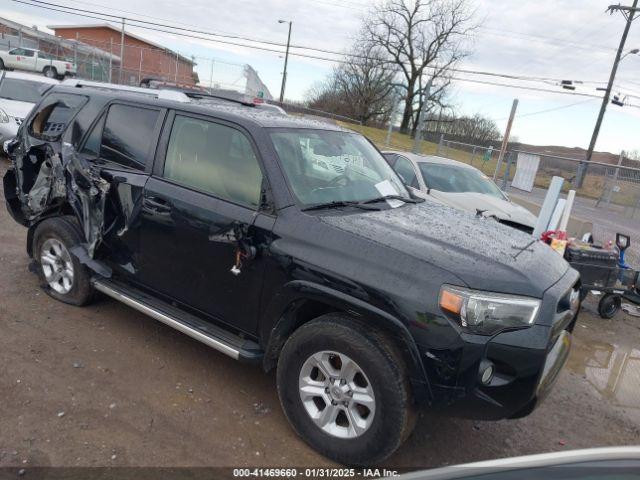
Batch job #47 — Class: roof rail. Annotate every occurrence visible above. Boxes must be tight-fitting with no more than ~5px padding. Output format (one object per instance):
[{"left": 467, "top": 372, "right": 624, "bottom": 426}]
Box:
[
  {"left": 184, "top": 91, "right": 255, "bottom": 107},
  {"left": 60, "top": 79, "right": 190, "bottom": 103}
]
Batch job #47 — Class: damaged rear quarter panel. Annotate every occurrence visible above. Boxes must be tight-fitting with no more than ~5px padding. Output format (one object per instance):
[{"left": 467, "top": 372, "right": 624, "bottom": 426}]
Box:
[{"left": 4, "top": 90, "right": 150, "bottom": 274}]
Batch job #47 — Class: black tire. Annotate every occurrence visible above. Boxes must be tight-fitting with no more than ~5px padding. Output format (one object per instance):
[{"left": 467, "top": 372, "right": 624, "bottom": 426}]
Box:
[
  {"left": 33, "top": 216, "right": 94, "bottom": 306},
  {"left": 277, "top": 314, "right": 415, "bottom": 466},
  {"left": 42, "top": 66, "right": 57, "bottom": 79},
  {"left": 0, "top": 59, "right": 5, "bottom": 70},
  {"left": 598, "top": 294, "right": 621, "bottom": 319}
]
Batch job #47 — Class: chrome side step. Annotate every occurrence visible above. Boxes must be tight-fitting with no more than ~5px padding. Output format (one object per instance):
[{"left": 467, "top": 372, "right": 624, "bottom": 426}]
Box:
[{"left": 93, "top": 279, "right": 262, "bottom": 362}]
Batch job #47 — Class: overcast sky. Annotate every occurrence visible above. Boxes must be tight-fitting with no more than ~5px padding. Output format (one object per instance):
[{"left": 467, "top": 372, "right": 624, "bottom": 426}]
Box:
[{"left": 3, "top": 0, "right": 640, "bottom": 154}]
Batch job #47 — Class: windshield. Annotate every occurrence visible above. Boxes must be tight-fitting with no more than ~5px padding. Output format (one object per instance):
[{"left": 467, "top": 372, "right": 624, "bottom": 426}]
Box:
[
  {"left": 0, "top": 78, "right": 49, "bottom": 104},
  {"left": 418, "top": 162, "right": 506, "bottom": 200},
  {"left": 270, "top": 129, "right": 409, "bottom": 206}
]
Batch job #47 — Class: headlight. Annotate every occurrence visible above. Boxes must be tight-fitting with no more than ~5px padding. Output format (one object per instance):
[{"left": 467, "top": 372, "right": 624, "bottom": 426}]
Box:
[
  {"left": 0, "top": 108, "right": 9, "bottom": 123},
  {"left": 439, "top": 285, "right": 541, "bottom": 336}
]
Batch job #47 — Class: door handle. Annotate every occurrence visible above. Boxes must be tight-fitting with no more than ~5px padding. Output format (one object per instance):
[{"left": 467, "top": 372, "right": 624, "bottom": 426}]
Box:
[{"left": 144, "top": 196, "right": 171, "bottom": 213}]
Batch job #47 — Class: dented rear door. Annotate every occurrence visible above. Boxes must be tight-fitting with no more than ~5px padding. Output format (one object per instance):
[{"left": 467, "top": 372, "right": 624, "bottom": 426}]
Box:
[{"left": 76, "top": 101, "right": 166, "bottom": 277}]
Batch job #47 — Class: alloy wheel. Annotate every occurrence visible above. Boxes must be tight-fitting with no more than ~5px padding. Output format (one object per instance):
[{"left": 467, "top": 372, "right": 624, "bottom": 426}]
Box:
[
  {"left": 298, "top": 351, "right": 376, "bottom": 439},
  {"left": 40, "top": 238, "right": 74, "bottom": 294}
]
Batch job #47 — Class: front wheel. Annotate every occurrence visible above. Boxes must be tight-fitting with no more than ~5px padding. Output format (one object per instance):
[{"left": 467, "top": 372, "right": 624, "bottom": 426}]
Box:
[
  {"left": 0, "top": 59, "right": 5, "bottom": 70},
  {"left": 277, "top": 315, "right": 415, "bottom": 466}
]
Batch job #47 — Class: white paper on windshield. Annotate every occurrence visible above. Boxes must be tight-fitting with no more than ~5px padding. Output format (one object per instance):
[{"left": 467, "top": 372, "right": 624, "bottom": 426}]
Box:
[{"left": 375, "top": 180, "right": 403, "bottom": 208}]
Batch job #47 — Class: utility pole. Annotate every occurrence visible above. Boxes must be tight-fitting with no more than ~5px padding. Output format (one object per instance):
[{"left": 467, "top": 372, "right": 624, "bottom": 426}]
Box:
[
  {"left": 576, "top": 0, "right": 639, "bottom": 188},
  {"left": 118, "top": 17, "right": 125, "bottom": 84},
  {"left": 209, "top": 59, "right": 215, "bottom": 94},
  {"left": 278, "top": 20, "right": 292, "bottom": 103},
  {"left": 493, "top": 98, "right": 518, "bottom": 181},
  {"left": 412, "top": 77, "right": 433, "bottom": 154},
  {"left": 385, "top": 100, "right": 398, "bottom": 148}
]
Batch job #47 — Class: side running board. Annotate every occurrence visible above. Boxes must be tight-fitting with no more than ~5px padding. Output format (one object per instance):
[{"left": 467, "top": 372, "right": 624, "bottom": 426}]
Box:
[{"left": 92, "top": 279, "right": 263, "bottom": 363}]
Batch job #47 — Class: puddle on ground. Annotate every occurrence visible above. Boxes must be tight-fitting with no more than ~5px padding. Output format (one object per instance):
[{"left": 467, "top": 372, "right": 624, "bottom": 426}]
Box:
[{"left": 566, "top": 332, "right": 640, "bottom": 424}]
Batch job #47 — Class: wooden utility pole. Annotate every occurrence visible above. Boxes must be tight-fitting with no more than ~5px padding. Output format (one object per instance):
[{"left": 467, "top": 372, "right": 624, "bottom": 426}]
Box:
[
  {"left": 576, "top": 0, "right": 639, "bottom": 188},
  {"left": 493, "top": 99, "right": 518, "bottom": 182},
  {"left": 278, "top": 20, "right": 292, "bottom": 103}
]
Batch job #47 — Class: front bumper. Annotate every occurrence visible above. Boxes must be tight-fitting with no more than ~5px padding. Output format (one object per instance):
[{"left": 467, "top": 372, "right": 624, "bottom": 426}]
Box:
[{"left": 421, "top": 268, "right": 580, "bottom": 420}]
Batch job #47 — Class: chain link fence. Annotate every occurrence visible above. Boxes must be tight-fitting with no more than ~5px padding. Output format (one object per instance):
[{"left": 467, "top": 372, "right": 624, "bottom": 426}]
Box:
[{"left": 0, "top": 21, "right": 273, "bottom": 99}]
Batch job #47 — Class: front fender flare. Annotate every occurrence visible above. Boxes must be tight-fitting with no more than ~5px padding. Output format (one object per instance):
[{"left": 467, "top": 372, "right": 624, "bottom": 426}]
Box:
[{"left": 261, "top": 280, "right": 432, "bottom": 404}]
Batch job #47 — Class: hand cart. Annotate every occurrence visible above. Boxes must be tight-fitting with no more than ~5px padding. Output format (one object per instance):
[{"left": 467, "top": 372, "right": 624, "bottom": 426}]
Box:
[{"left": 565, "top": 233, "right": 639, "bottom": 319}]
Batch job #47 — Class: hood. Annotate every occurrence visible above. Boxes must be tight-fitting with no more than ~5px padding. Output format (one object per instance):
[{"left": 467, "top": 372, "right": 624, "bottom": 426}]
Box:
[
  {"left": 0, "top": 98, "right": 36, "bottom": 119},
  {"left": 320, "top": 202, "right": 568, "bottom": 298},
  {"left": 430, "top": 191, "right": 537, "bottom": 229}
]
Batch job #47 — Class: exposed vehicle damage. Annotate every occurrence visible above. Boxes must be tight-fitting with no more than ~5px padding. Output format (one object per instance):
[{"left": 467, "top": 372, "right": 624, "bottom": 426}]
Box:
[{"left": 6, "top": 139, "right": 110, "bottom": 261}]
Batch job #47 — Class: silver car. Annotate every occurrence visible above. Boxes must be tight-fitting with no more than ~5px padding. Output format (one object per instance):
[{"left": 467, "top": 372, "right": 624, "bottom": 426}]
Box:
[
  {"left": 0, "top": 71, "right": 59, "bottom": 144},
  {"left": 383, "top": 151, "right": 538, "bottom": 233}
]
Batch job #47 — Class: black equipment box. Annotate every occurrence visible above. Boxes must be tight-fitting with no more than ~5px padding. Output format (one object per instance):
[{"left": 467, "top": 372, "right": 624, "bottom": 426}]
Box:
[{"left": 565, "top": 244, "right": 619, "bottom": 288}]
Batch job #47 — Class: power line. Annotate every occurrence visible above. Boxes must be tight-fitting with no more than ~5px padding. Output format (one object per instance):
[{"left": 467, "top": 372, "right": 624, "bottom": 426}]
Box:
[
  {"left": 478, "top": 25, "right": 618, "bottom": 53},
  {"left": 446, "top": 77, "right": 602, "bottom": 98},
  {"left": 495, "top": 99, "right": 598, "bottom": 121},
  {"left": 16, "top": 0, "right": 620, "bottom": 90},
  {"left": 13, "top": 0, "right": 633, "bottom": 101}
]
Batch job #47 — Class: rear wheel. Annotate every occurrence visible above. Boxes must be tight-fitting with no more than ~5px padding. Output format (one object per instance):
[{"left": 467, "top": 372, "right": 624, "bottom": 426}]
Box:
[
  {"left": 598, "top": 294, "right": 621, "bottom": 319},
  {"left": 33, "top": 217, "right": 93, "bottom": 306},
  {"left": 43, "top": 66, "right": 57, "bottom": 79},
  {"left": 277, "top": 314, "right": 415, "bottom": 466}
]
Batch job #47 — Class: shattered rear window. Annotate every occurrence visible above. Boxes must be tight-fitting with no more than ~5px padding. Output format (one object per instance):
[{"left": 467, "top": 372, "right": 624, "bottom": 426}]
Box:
[{"left": 28, "top": 93, "right": 88, "bottom": 141}]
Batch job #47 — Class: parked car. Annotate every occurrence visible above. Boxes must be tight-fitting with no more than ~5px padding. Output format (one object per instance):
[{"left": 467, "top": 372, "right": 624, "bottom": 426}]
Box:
[
  {"left": 0, "top": 71, "right": 59, "bottom": 144},
  {"left": 383, "top": 151, "right": 538, "bottom": 233},
  {"left": 0, "top": 47, "right": 77, "bottom": 79},
  {"left": 4, "top": 81, "right": 580, "bottom": 466}
]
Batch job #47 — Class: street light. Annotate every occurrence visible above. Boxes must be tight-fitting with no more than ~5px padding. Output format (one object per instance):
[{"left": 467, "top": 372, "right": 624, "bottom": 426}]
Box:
[
  {"left": 577, "top": 47, "right": 639, "bottom": 187},
  {"left": 278, "top": 19, "right": 292, "bottom": 103},
  {"left": 620, "top": 47, "right": 640, "bottom": 61}
]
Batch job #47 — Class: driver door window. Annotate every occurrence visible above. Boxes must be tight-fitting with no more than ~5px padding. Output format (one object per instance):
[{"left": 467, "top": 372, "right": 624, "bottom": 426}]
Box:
[{"left": 163, "top": 115, "right": 263, "bottom": 209}]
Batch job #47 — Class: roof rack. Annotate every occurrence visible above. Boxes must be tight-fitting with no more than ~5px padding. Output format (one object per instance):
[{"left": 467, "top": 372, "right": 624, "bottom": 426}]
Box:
[
  {"left": 60, "top": 78, "right": 190, "bottom": 103},
  {"left": 184, "top": 91, "right": 255, "bottom": 107}
]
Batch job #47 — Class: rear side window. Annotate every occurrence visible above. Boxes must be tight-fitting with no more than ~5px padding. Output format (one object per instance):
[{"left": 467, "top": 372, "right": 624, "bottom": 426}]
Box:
[
  {"left": 29, "top": 93, "right": 87, "bottom": 141},
  {"left": 100, "top": 104, "right": 160, "bottom": 169},
  {"left": 163, "top": 115, "right": 263, "bottom": 208}
]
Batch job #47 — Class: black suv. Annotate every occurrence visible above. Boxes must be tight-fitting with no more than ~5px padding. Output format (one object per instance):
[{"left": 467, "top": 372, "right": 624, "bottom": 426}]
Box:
[{"left": 3, "top": 80, "right": 580, "bottom": 466}]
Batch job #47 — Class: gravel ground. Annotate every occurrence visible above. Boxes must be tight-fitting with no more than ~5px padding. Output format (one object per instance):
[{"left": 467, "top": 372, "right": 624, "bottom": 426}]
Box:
[{"left": 1, "top": 159, "right": 639, "bottom": 473}]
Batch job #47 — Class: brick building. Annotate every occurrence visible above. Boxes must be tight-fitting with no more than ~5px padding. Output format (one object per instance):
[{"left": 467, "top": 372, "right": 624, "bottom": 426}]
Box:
[{"left": 48, "top": 24, "right": 197, "bottom": 86}]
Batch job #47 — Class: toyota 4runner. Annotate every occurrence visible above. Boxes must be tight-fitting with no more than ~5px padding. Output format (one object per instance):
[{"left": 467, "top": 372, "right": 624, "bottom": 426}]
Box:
[{"left": 3, "top": 80, "right": 580, "bottom": 466}]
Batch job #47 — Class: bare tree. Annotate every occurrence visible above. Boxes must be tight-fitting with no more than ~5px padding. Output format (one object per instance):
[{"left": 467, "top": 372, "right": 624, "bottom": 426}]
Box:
[
  {"left": 430, "top": 113, "right": 501, "bottom": 145},
  {"left": 307, "top": 43, "right": 398, "bottom": 125},
  {"left": 365, "top": 0, "right": 475, "bottom": 135}
]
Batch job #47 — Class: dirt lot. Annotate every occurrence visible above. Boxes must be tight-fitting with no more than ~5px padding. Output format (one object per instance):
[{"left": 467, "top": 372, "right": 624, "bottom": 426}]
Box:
[{"left": 1, "top": 159, "right": 639, "bottom": 472}]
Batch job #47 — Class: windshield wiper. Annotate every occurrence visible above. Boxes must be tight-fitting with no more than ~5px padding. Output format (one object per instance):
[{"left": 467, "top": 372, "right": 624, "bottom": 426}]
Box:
[
  {"left": 301, "top": 200, "right": 381, "bottom": 212},
  {"left": 361, "top": 195, "right": 423, "bottom": 204}
]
